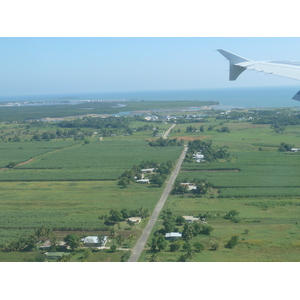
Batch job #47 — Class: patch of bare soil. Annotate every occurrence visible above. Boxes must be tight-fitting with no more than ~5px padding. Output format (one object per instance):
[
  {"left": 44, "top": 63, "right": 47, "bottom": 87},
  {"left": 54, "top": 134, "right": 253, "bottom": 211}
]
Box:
[{"left": 16, "top": 158, "right": 34, "bottom": 166}]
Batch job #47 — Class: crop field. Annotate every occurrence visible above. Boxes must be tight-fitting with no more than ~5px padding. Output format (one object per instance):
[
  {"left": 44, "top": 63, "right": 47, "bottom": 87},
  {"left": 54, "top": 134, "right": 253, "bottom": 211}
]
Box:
[
  {"left": 1, "top": 104, "right": 300, "bottom": 262},
  {"left": 0, "top": 140, "right": 79, "bottom": 168},
  {"left": 9, "top": 139, "right": 183, "bottom": 180},
  {"left": 0, "top": 180, "right": 164, "bottom": 245},
  {"left": 138, "top": 114, "right": 300, "bottom": 262},
  {"left": 180, "top": 151, "right": 300, "bottom": 197}
]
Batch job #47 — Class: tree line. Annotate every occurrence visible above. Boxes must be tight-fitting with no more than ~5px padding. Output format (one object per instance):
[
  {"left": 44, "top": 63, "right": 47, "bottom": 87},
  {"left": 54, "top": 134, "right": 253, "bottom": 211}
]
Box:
[{"left": 185, "top": 139, "right": 230, "bottom": 163}]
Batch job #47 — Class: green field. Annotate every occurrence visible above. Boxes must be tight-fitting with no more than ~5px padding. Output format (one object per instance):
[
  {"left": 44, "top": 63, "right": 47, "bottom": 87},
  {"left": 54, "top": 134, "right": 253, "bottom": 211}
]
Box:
[
  {"left": 1, "top": 104, "right": 300, "bottom": 262},
  {"left": 138, "top": 115, "right": 300, "bottom": 262},
  {"left": 13, "top": 139, "right": 183, "bottom": 180}
]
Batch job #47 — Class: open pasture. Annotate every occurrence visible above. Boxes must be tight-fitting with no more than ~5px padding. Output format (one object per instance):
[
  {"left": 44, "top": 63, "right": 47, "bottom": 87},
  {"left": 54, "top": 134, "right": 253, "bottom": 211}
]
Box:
[{"left": 145, "top": 196, "right": 300, "bottom": 262}]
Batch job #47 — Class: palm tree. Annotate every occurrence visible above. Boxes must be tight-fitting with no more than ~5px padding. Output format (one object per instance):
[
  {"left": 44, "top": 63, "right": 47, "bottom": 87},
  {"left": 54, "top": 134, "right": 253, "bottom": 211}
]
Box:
[
  {"left": 149, "top": 253, "right": 158, "bottom": 262},
  {"left": 116, "top": 235, "right": 125, "bottom": 249},
  {"left": 57, "top": 254, "right": 71, "bottom": 262},
  {"left": 127, "top": 234, "right": 136, "bottom": 246},
  {"left": 109, "top": 226, "right": 117, "bottom": 244}
]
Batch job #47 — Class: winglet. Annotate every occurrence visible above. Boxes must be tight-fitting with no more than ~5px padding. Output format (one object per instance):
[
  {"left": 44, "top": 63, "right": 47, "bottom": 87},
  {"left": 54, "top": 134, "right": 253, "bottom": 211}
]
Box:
[
  {"left": 217, "top": 49, "right": 250, "bottom": 81},
  {"left": 292, "top": 90, "right": 300, "bottom": 101}
]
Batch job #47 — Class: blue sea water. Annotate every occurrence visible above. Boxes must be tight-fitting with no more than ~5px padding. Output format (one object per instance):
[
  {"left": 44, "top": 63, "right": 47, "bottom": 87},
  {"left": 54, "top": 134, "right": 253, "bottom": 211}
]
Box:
[{"left": 1, "top": 86, "right": 300, "bottom": 109}]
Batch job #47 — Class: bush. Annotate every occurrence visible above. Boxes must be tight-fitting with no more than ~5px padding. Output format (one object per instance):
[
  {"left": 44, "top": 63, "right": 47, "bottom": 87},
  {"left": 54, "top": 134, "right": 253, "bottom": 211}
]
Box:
[
  {"left": 120, "top": 250, "right": 131, "bottom": 262},
  {"left": 225, "top": 236, "right": 239, "bottom": 249},
  {"left": 109, "top": 245, "right": 117, "bottom": 252}
]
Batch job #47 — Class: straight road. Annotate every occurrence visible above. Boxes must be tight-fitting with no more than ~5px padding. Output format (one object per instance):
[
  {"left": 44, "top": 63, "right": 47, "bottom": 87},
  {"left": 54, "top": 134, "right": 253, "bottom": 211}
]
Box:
[
  {"left": 128, "top": 145, "right": 187, "bottom": 262},
  {"left": 163, "top": 124, "right": 176, "bottom": 139}
]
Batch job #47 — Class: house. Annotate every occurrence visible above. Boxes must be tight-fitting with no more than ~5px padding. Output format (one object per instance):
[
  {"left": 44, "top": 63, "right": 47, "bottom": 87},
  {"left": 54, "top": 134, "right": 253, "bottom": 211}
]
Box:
[
  {"left": 81, "top": 236, "right": 108, "bottom": 247},
  {"left": 136, "top": 179, "right": 150, "bottom": 183},
  {"left": 180, "top": 183, "right": 197, "bottom": 191},
  {"left": 193, "top": 152, "right": 205, "bottom": 163},
  {"left": 291, "top": 148, "right": 300, "bottom": 152},
  {"left": 141, "top": 168, "right": 155, "bottom": 173},
  {"left": 165, "top": 232, "right": 182, "bottom": 240},
  {"left": 127, "top": 217, "right": 141, "bottom": 224},
  {"left": 39, "top": 240, "right": 68, "bottom": 251},
  {"left": 182, "top": 216, "right": 200, "bottom": 223}
]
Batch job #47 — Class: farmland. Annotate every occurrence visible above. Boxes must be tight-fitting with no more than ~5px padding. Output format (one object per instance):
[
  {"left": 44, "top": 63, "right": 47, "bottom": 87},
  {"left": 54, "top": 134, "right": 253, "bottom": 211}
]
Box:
[
  {"left": 0, "top": 102, "right": 300, "bottom": 262},
  {"left": 137, "top": 109, "right": 300, "bottom": 262}
]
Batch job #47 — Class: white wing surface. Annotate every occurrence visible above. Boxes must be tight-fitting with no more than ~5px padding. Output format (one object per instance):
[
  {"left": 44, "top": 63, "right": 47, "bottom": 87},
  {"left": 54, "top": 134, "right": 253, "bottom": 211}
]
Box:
[{"left": 217, "top": 49, "right": 300, "bottom": 100}]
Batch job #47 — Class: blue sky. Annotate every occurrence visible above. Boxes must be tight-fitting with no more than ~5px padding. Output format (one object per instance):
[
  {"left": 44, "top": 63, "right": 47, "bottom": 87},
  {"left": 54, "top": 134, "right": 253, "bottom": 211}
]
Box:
[{"left": 1, "top": 37, "right": 300, "bottom": 97}]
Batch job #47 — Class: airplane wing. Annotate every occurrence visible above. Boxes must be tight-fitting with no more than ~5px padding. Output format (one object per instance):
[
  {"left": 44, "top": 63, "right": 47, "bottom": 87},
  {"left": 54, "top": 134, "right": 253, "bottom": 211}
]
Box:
[{"left": 217, "top": 49, "right": 300, "bottom": 100}]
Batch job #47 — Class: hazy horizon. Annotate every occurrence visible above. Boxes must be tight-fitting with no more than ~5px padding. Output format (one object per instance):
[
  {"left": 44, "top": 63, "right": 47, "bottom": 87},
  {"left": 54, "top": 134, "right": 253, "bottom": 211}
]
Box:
[{"left": 1, "top": 37, "right": 300, "bottom": 98}]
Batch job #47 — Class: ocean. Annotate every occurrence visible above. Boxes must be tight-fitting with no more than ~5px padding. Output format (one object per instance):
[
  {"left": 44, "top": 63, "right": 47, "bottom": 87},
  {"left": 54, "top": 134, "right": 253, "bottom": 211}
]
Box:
[{"left": 1, "top": 86, "right": 300, "bottom": 109}]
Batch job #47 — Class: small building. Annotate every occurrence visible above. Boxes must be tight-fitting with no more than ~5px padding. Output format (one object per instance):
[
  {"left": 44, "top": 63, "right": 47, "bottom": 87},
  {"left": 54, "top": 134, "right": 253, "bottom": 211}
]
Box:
[
  {"left": 165, "top": 232, "right": 182, "bottom": 240},
  {"left": 141, "top": 168, "right": 155, "bottom": 173},
  {"left": 127, "top": 217, "right": 141, "bottom": 224},
  {"left": 39, "top": 240, "right": 51, "bottom": 250},
  {"left": 180, "top": 183, "right": 197, "bottom": 191},
  {"left": 182, "top": 216, "right": 200, "bottom": 223},
  {"left": 45, "top": 252, "right": 67, "bottom": 259},
  {"left": 81, "top": 236, "right": 108, "bottom": 247},
  {"left": 39, "top": 240, "right": 68, "bottom": 251},
  {"left": 136, "top": 179, "right": 150, "bottom": 183},
  {"left": 291, "top": 148, "right": 300, "bottom": 152}
]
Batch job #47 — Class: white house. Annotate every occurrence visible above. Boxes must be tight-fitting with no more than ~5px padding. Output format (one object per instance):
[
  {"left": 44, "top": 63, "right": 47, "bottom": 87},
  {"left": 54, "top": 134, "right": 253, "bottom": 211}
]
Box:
[
  {"left": 141, "top": 168, "right": 155, "bottom": 173},
  {"left": 180, "top": 183, "right": 197, "bottom": 191},
  {"left": 165, "top": 232, "right": 182, "bottom": 240},
  {"left": 193, "top": 152, "right": 205, "bottom": 163},
  {"left": 136, "top": 179, "right": 150, "bottom": 183},
  {"left": 81, "top": 236, "right": 108, "bottom": 247},
  {"left": 182, "top": 216, "right": 200, "bottom": 223},
  {"left": 127, "top": 217, "right": 141, "bottom": 224}
]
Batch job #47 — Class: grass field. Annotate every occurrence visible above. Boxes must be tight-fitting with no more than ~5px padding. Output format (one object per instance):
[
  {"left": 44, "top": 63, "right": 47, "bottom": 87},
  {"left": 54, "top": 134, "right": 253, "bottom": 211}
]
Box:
[
  {"left": 1, "top": 106, "right": 300, "bottom": 262},
  {"left": 138, "top": 116, "right": 300, "bottom": 262}
]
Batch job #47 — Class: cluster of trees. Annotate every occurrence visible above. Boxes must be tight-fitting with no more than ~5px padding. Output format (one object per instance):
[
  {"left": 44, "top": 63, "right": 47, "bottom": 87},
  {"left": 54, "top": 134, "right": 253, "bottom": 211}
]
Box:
[
  {"left": 31, "top": 128, "right": 93, "bottom": 141},
  {"left": 185, "top": 140, "right": 230, "bottom": 163},
  {"left": 182, "top": 222, "right": 214, "bottom": 239},
  {"left": 278, "top": 142, "right": 293, "bottom": 152},
  {"left": 253, "top": 110, "right": 300, "bottom": 133},
  {"left": 157, "top": 209, "right": 214, "bottom": 237},
  {"left": 216, "top": 110, "right": 254, "bottom": 120},
  {"left": 1, "top": 226, "right": 54, "bottom": 252},
  {"left": 148, "top": 137, "right": 184, "bottom": 147},
  {"left": 57, "top": 116, "right": 133, "bottom": 137},
  {"left": 186, "top": 125, "right": 205, "bottom": 133},
  {"left": 171, "top": 178, "right": 212, "bottom": 196},
  {"left": 135, "top": 124, "right": 154, "bottom": 131},
  {"left": 224, "top": 209, "right": 241, "bottom": 223},
  {"left": 148, "top": 209, "right": 215, "bottom": 262},
  {"left": 225, "top": 235, "right": 239, "bottom": 249},
  {"left": 216, "top": 126, "right": 230, "bottom": 133},
  {"left": 118, "top": 160, "right": 174, "bottom": 188},
  {"left": 99, "top": 207, "right": 151, "bottom": 225}
]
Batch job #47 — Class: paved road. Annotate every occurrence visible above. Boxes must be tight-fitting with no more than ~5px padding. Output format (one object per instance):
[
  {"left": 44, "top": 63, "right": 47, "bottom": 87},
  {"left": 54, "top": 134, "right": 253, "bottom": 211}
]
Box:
[
  {"left": 163, "top": 124, "right": 176, "bottom": 138},
  {"left": 128, "top": 145, "right": 187, "bottom": 262}
]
